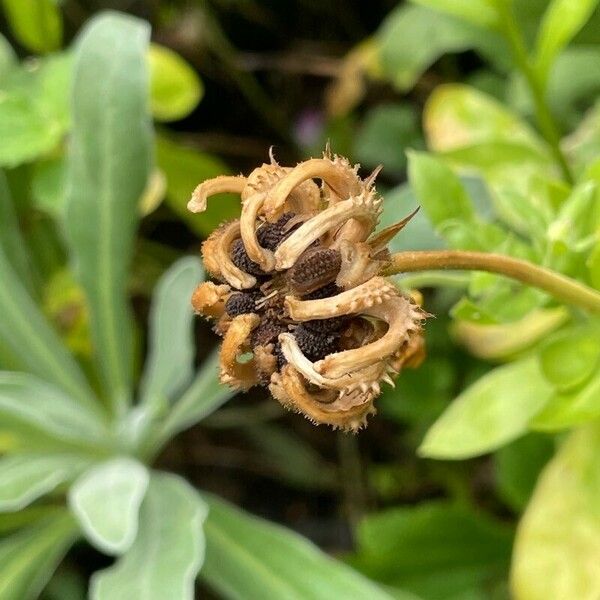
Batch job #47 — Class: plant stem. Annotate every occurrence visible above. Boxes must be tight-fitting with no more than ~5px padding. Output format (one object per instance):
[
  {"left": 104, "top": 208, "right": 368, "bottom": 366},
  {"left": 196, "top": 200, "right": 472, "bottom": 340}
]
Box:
[
  {"left": 494, "top": 1, "right": 573, "bottom": 184},
  {"left": 385, "top": 250, "right": 600, "bottom": 314},
  {"left": 396, "top": 271, "right": 471, "bottom": 290}
]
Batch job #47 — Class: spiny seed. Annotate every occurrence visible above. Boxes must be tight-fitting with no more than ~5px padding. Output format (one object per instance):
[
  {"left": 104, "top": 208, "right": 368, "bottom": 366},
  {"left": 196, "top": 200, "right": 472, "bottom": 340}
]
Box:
[
  {"left": 225, "top": 292, "right": 256, "bottom": 317},
  {"left": 294, "top": 324, "right": 340, "bottom": 361},
  {"left": 287, "top": 248, "right": 342, "bottom": 295},
  {"left": 257, "top": 212, "right": 300, "bottom": 250},
  {"left": 231, "top": 238, "right": 266, "bottom": 276}
]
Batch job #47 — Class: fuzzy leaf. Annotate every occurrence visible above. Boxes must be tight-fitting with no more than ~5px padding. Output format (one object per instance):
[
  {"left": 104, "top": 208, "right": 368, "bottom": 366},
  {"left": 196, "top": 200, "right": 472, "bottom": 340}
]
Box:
[
  {"left": 91, "top": 473, "right": 207, "bottom": 600},
  {"left": 140, "top": 257, "right": 203, "bottom": 409},
  {"left": 64, "top": 12, "right": 152, "bottom": 411},
  {"left": 202, "top": 494, "right": 395, "bottom": 600},
  {"left": 69, "top": 458, "right": 149, "bottom": 555}
]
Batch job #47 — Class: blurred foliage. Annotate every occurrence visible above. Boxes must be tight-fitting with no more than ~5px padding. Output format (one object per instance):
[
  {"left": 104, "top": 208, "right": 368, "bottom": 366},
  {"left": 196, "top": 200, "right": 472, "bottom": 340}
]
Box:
[{"left": 0, "top": 0, "right": 600, "bottom": 599}]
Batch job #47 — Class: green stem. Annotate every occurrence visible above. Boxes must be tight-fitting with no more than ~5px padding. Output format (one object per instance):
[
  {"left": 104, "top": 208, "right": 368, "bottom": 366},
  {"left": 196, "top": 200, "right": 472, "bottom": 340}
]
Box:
[
  {"left": 396, "top": 271, "right": 471, "bottom": 290},
  {"left": 385, "top": 250, "right": 600, "bottom": 314},
  {"left": 494, "top": 1, "right": 573, "bottom": 184}
]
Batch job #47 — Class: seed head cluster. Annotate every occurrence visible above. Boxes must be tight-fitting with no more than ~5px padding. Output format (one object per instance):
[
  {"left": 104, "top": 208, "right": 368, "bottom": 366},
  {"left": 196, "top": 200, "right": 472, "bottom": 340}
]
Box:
[{"left": 188, "top": 149, "right": 427, "bottom": 430}]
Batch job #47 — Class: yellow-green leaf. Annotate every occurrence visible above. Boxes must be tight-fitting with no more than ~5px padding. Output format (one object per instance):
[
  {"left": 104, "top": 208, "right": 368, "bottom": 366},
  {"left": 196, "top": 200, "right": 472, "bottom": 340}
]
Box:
[
  {"left": 534, "top": 0, "right": 600, "bottom": 85},
  {"left": 1, "top": 0, "right": 62, "bottom": 53},
  {"left": 419, "top": 357, "right": 553, "bottom": 459},
  {"left": 424, "top": 84, "right": 545, "bottom": 153},
  {"left": 149, "top": 43, "right": 203, "bottom": 122},
  {"left": 511, "top": 425, "right": 600, "bottom": 599}
]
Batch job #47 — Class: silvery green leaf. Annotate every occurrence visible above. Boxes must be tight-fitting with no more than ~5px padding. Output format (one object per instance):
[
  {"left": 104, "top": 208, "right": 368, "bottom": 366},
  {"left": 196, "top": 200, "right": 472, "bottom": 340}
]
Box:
[
  {"left": 0, "top": 372, "right": 107, "bottom": 452},
  {"left": 157, "top": 349, "right": 235, "bottom": 444},
  {"left": 69, "top": 457, "right": 149, "bottom": 555},
  {"left": 64, "top": 12, "right": 152, "bottom": 413},
  {"left": 140, "top": 256, "right": 203, "bottom": 409},
  {"left": 0, "top": 247, "right": 96, "bottom": 409},
  {"left": 0, "top": 454, "right": 89, "bottom": 512},
  {"left": 91, "top": 473, "right": 207, "bottom": 600}
]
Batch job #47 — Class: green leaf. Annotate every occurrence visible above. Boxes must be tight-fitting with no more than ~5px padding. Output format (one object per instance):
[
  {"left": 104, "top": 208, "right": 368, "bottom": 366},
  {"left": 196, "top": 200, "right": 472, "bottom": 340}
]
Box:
[
  {"left": 0, "top": 33, "right": 15, "bottom": 81},
  {"left": 0, "top": 511, "right": 78, "bottom": 600},
  {"left": 0, "top": 372, "right": 107, "bottom": 453},
  {"left": 547, "top": 181, "right": 599, "bottom": 257},
  {"left": 534, "top": 0, "right": 600, "bottom": 84},
  {"left": 376, "top": 5, "right": 506, "bottom": 92},
  {"left": 159, "top": 349, "right": 235, "bottom": 441},
  {"left": 545, "top": 48, "right": 600, "bottom": 130},
  {"left": 407, "top": 151, "right": 475, "bottom": 232},
  {"left": 1, "top": 0, "right": 62, "bottom": 53},
  {"left": 495, "top": 433, "right": 554, "bottom": 512},
  {"left": 0, "top": 169, "right": 33, "bottom": 292},
  {"left": 376, "top": 184, "right": 445, "bottom": 253},
  {"left": 43, "top": 567, "right": 87, "bottom": 600},
  {"left": 156, "top": 135, "right": 239, "bottom": 236},
  {"left": 202, "top": 494, "right": 395, "bottom": 600},
  {"left": 140, "top": 257, "right": 203, "bottom": 409},
  {"left": 451, "top": 307, "right": 569, "bottom": 360},
  {"left": 149, "top": 43, "right": 203, "bottom": 122},
  {"left": 0, "top": 52, "right": 71, "bottom": 168},
  {"left": 91, "top": 472, "right": 207, "bottom": 600},
  {"left": 0, "top": 246, "right": 96, "bottom": 408},
  {"left": 64, "top": 12, "right": 152, "bottom": 412},
  {"left": 0, "top": 453, "right": 89, "bottom": 512},
  {"left": 409, "top": 0, "right": 499, "bottom": 29},
  {"left": 0, "top": 92, "right": 62, "bottom": 168},
  {"left": 589, "top": 240, "right": 600, "bottom": 289},
  {"left": 424, "top": 84, "right": 546, "bottom": 153},
  {"left": 354, "top": 103, "right": 423, "bottom": 173},
  {"left": 243, "top": 424, "right": 337, "bottom": 491},
  {"left": 538, "top": 324, "right": 600, "bottom": 392},
  {"left": 31, "top": 156, "right": 65, "bottom": 219},
  {"left": 531, "top": 370, "right": 600, "bottom": 430},
  {"left": 511, "top": 425, "right": 600, "bottom": 599},
  {"left": 69, "top": 457, "right": 149, "bottom": 555},
  {"left": 350, "top": 501, "right": 513, "bottom": 599},
  {"left": 419, "top": 357, "right": 553, "bottom": 459}
]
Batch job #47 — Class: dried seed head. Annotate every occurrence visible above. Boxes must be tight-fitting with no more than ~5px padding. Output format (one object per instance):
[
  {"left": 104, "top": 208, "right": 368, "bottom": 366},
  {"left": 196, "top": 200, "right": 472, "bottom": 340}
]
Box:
[{"left": 188, "top": 149, "right": 428, "bottom": 430}]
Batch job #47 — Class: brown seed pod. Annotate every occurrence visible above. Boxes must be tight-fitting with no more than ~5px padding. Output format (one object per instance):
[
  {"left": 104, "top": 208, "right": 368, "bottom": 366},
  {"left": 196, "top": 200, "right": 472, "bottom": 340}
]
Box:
[{"left": 187, "top": 149, "right": 428, "bottom": 430}]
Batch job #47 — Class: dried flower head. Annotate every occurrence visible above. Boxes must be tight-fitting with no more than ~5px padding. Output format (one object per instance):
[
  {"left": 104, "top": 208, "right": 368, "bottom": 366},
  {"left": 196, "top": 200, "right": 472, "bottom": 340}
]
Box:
[{"left": 188, "top": 148, "right": 427, "bottom": 431}]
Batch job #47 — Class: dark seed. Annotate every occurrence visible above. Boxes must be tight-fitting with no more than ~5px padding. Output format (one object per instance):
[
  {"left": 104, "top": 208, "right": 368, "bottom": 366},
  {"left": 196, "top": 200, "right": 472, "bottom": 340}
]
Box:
[
  {"left": 302, "top": 282, "right": 342, "bottom": 300},
  {"left": 256, "top": 212, "right": 301, "bottom": 250},
  {"left": 225, "top": 292, "right": 256, "bottom": 317},
  {"left": 251, "top": 318, "right": 287, "bottom": 348},
  {"left": 287, "top": 248, "right": 342, "bottom": 295},
  {"left": 230, "top": 238, "right": 266, "bottom": 276},
  {"left": 294, "top": 324, "right": 340, "bottom": 362},
  {"left": 302, "top": 317, "right": 347, "bottom": 334},
  {"left": 274, "top": 341, "right": 287, "bottom": 370}
]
